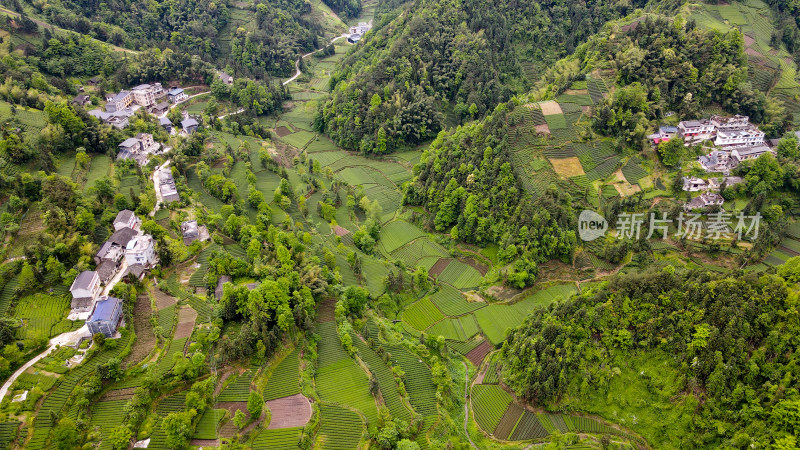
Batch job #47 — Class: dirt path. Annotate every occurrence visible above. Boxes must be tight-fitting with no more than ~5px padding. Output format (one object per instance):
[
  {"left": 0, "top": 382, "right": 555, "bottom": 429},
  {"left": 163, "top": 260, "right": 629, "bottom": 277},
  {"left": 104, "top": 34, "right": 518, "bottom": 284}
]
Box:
[
  {"left": 463, "top": 362, "right": 479, "bottom": 450},
  {"left": 169, "top": 92, "right": 210, "bottom": 111},
  {"left": 283, "top": 34, "right": 349, "bottom": 86},
  {"left": 150, "top": 160, "right": 171, "bottom": 216}
]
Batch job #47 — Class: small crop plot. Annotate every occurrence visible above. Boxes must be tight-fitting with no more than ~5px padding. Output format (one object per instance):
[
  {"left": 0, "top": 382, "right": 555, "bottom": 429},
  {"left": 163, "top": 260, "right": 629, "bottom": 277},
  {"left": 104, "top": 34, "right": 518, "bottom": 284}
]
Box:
[
  {"left": 265, "top": 394, "right": 312, "bottom": 429},
  {"left": 263, "top": 348, "right": 301, "bottom": 401},
  {"left": 549, "top": 157, "right": 585, "bottom": 177},
  {"left": 621, "top": 156, "right": 648, "bottom": 185},
  {"left": 13, "top": 293, "right": 71, "bottom": 340},
  {"left": 472, "top": 384, "right": 513, "bottom": 433},
  {"left": 429, "top": 284, "right": 485, "bottom": 316},
  {"left": 315, "top": 322, "right": 378, "bottom": 423},
  {"left": 426, "top": 315, "right": 479, "bottom": 341},
  {"left": 350, "top": 333, "right": 411, "bottom": 420},
  {"left": 539, "top": 101, "right": 563, "bottom": 115},
  {"left": 543, "top": 113, "right": 567, "bottom": 130},
  {"left": 379, "top": 220, "right": 426, "bottom": 253},
  {"left": 510, "top": 411, "right": 550, "bottom": 440},
  {"left": 386, "top": 343, "right": 438, "bottom": 416},
  {"left": 494, "top": 403, "right": 524, "bottom": 439},
  {"left": 253, "top": 427, "right": 303, "bottom": 449},
  {"left": 437, "top": 260, "right": 483, "bottom": 290},
  {"left": 193, "top": 408, "right": 226, "bottom": 440},
  {"left": 402, "top": 298, "right": 444, "bottom": 331},
  {"left": 315, "top": 405, "right": 363, "bottom": 449}
]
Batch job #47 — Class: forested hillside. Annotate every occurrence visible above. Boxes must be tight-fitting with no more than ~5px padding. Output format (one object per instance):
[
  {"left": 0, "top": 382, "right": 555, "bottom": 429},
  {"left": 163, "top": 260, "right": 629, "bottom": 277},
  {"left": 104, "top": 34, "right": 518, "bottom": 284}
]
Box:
[
  {"left": 403, "top": 13, "right": 795, "bottom": 288},
  {"left": 11, "top": 0, "right": 325, "bottom": 78},
  {"left": 315, "top": 0, "right": 646, "bottom": 154},
  {"left": 501, "top": 263, "right": 800, "bottom": 448},
  {"left": 404, "top": 105, "right": 578, "bottom": 288}
]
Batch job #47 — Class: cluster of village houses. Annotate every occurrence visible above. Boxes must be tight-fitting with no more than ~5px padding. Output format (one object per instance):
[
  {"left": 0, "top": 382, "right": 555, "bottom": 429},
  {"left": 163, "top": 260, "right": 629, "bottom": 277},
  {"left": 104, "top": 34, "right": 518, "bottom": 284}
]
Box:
[
  {"left": 347, "top": 22, "right": 372, "bottom": 43},
  {"left": 68, "top": 210, "right": 156, "bottom": 338},
  {"left": 79, "top": 71, "right": 232, "bottom": 134},
  {"left": 649, "top": 115, "right": 777, "bottom": 211},
  {"left": 65, "top": 214, "right": 214, "bottom": 340},
  {"left": 79, "top": 73, "right": 225, "bottom": 168}
]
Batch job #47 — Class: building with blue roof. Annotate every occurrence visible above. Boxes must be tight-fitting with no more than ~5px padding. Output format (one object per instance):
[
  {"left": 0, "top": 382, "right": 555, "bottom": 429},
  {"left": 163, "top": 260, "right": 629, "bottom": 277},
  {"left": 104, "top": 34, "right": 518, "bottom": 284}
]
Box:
[{"left": 87, "top": 296, "right": 123, "bottom": 338}]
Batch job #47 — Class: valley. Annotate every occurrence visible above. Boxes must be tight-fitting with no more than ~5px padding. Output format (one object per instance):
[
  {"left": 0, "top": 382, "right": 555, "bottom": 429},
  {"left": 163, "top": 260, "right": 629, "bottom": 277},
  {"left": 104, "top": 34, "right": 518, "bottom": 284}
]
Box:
[{"left": 0, "top": 0, "right": 796, "bottom": 448}]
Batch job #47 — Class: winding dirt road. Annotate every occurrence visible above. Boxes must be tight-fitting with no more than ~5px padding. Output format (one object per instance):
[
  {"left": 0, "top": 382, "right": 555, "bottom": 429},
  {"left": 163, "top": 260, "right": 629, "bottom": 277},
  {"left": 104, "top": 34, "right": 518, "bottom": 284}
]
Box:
[{"left": 282, "top": 34, "right": 349, "bottom": 86}]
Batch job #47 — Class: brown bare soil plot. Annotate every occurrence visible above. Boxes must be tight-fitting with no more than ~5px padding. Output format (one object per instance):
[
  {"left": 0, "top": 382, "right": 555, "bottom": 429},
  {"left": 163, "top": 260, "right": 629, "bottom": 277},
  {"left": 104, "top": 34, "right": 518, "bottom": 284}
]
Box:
[
  {"left": 428, "top": 258, "right": 450, "bottom": 277},
  {"left": 459, "top": 257, "right": 489, "bottom": 276},
  {"left": 534, "top": 123, "right": 550, "bottom": 135},
  {"left": 266, "top": 394, "right": 312, "bottom": 429},
  {"left": 333, "top": 225, "right": 350, "bottom": 237},
  {"left": 539, "top": 101, "right": 563, "bottom": 116},
  {"left": 549, "top": 157, "right": 585, "bottom": 177},
  {"left": 494, "top": 403, "right": 524, "bottom": 439},
  {"left": 101, "top": 387, "right": 138, "bottom": 401},
  {"left": 466, "top": 340, "right": 493, "bottom": 366},
  {"left": 317, "top": 297, "right": 336, "bottom": 322},
  {"left": 275, "top": 126, "right": 292, "bottom": 137},
  {"left": 745, "top": 47, "right": 762, "bottom": 57},
  {"left": 123, "top": 294, "right": 157, "bottom": 367},
  {"left": 189, "top": 439, "right": 219, "bottom": 447},
  {"left": 564, "top": 89, "right": 589, "bottom": 95},
  {"left": 154, "top": 288, "right": 178, "bottom": 310},
  {"left": 174, "top": 306, "right": 198, "bottom": 340}
]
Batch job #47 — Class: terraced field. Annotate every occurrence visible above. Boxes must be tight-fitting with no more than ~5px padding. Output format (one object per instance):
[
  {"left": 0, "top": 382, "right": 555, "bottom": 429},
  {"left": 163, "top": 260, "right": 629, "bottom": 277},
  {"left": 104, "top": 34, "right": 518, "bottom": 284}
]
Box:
[
  {"left": 89, "top": 400, "right": 127, "bottom": 450},
  {"left": 315, "top": 322, "right": 378, "bottom": 424},
  {"left": 385, "top": 344, "right": 437, "bottom": 417},
  {"left": 401, "top": 298, "right": 444, "bottom": 331},
  {"left": 252, "top": 426, "right": 303, "bottom": 449},
  {"left": 350, "top": 332, "right": 411, "bottom": 420},
  {"left": 429, "top": 284, "right": 485, "bottom": 316},
  {"left": 316, "top": 405, "right": 363, "bottom": 449},
  {"left": 263, "top": 349, "right": 300, "bottom": 401},
  {"left": 474, "top": 284, "right": 577, "bottom": 344},
  {"left": 472, "top": 384, "right": 513, "bottom": 433}
]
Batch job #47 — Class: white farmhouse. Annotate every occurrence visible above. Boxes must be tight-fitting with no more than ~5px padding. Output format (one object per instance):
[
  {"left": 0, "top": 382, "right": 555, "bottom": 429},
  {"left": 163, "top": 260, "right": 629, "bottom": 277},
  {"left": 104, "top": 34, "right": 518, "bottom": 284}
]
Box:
[
  {"left": 125, "top": 235, "right": 156, "bottom": 267},
  {"left": 69, "top": 270, "right": 101, "bottom": 311}
]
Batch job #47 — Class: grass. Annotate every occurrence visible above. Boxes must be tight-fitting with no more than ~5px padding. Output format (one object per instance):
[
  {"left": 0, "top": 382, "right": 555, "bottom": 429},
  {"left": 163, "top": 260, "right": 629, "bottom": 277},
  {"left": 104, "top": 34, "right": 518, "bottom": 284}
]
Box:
[
  {"left": 402, "top": 298, "right": 445, "bottom": 331},
  {"left": 85, "top": 155, "right": 111, "bottom": 190},
  {"left": 559, "top": 350, "right": 694, "bottom": 447},
  {"left": 472, "top": 384, "right": 513, "bottom": 433}
]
